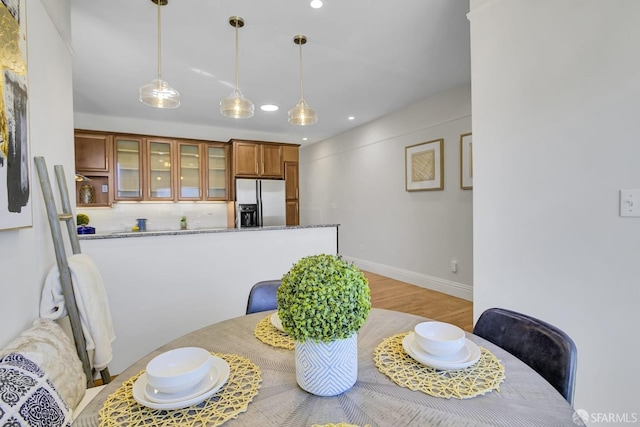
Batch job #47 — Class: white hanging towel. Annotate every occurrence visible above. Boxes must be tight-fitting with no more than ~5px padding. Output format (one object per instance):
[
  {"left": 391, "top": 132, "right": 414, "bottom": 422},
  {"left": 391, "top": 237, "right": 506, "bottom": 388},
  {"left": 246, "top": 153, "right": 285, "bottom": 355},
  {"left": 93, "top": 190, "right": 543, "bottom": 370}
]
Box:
[{"left": 40, "top": 253, "right": 116, "bottom": 370}]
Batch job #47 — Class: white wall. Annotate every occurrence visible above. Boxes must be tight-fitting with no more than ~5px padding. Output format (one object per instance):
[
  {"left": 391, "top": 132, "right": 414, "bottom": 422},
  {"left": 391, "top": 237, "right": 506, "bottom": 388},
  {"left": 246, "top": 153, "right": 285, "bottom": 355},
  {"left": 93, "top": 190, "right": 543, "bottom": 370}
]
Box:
[
  {"left": 469, "top": 0, "right": 640, "bottom": 422},
  {"left": 0, "top": 1, "right": 75, "bottom": 347},
  {"left": 300, "top": 85, "right": 473, "bottom": 300}
]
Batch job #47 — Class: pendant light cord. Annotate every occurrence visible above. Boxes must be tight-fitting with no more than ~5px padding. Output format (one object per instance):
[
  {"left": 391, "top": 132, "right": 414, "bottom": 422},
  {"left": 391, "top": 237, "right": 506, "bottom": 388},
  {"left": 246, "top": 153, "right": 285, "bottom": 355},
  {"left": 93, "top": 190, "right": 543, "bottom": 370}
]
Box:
[
  {"left": 298, "top": 41, "right": 305, "bottom": 101},
  {"left": 234, "top": 22, "right": 240, "bottom": 94},
  {"left": 156, "top": 0, "right": 162, "bottom": 80}
]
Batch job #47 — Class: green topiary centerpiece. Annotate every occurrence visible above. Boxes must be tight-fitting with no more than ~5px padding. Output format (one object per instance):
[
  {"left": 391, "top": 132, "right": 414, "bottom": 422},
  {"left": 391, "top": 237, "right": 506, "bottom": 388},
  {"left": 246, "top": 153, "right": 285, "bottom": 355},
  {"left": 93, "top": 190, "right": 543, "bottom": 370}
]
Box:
[{"left": 276, "top": 254, "right": 371, "bottom": 343}]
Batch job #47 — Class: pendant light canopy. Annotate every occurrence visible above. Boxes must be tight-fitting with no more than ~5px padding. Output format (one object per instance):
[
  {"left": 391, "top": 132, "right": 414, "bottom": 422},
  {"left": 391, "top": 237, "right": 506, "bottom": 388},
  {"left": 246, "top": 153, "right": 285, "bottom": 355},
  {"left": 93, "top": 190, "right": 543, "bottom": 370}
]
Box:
[
  {"left": 220, "top": 16, "right": 254, "bottom": 119},
  {"left": 289, "top": 35, "right": 317, "bottom": 126},
  {"left": 139, "top": 0, "right": 180, "bottom": 109}
]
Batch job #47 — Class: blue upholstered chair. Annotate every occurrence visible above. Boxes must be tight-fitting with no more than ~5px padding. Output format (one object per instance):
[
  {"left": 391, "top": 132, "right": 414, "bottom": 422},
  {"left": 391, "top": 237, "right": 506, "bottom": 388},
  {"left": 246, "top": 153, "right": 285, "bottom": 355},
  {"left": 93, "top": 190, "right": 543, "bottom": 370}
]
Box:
[
  {"left": 473, "top": 308, "right": 577, "bottom": 405},
  {"left": 246, "top": 280, "right": 282, "bottom": 314}
]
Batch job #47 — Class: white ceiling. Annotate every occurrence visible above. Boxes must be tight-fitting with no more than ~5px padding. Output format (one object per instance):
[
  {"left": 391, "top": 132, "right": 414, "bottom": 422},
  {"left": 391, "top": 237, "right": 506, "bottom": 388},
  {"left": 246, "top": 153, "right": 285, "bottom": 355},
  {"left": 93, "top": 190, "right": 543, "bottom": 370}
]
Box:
[{"left": 70, "top": 1, "right": 470, "bottom": 146}]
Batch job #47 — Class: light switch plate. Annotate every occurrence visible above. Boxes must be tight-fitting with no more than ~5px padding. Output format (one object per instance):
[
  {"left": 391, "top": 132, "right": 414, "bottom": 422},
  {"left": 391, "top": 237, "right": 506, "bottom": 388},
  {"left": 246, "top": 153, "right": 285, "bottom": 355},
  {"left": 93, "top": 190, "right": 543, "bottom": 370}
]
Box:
[{"left": 620, "top": 189, "right": 640, "bottom": 217}]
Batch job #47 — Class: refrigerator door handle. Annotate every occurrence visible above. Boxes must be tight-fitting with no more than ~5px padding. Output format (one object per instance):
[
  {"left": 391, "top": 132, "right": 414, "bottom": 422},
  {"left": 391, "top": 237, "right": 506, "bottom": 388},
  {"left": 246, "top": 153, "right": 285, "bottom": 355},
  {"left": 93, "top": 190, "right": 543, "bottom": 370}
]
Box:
[{"left": 256, "top": 180, "right": 263, "bottom": 227}]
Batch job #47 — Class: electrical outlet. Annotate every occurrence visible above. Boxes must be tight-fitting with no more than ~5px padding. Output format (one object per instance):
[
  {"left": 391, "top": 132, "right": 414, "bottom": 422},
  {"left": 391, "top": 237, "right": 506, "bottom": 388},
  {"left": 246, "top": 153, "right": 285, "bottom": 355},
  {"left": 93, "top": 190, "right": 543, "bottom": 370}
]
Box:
[{"left": 450, "top": 260, "right": 458, "bottom": 273}]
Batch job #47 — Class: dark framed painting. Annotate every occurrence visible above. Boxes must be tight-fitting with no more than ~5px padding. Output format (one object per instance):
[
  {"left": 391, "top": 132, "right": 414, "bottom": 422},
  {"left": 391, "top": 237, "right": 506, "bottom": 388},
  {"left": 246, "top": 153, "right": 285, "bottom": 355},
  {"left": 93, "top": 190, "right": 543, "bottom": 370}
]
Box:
[{"left": 0, "top": 0, "right": 32, "bottom": 230}]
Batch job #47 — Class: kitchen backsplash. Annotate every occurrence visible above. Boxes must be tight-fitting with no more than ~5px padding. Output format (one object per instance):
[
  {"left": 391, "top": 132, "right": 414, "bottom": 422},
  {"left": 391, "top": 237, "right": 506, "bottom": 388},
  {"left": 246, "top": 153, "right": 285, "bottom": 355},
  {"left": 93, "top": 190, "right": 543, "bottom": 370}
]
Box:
[{"left": 78, "top": 202, "right": 232, "bottom": 233}]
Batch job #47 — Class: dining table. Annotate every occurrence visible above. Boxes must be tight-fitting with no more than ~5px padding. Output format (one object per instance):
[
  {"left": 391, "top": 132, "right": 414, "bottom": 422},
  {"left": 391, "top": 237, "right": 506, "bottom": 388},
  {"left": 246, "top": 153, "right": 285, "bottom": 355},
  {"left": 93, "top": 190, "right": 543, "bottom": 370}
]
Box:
[{"left": 73, "top": 308, "right": 583, "bottom": 427}]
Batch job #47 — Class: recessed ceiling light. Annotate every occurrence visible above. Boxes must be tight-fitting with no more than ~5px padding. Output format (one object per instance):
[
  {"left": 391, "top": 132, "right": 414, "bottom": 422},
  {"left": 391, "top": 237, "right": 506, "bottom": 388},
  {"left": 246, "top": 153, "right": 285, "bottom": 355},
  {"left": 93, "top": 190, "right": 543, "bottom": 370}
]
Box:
[
  {"left": 302, "top": 137, "right": 308, "bottom": 141},
  {"left": 310, "top": 0, "right": 323, "bottom": 9},
  {"left": 348, "top": 116, "right": 355, "bottom": 120},
  {"left": 260, "top": 104, "right": 279, "bottom": 112}
]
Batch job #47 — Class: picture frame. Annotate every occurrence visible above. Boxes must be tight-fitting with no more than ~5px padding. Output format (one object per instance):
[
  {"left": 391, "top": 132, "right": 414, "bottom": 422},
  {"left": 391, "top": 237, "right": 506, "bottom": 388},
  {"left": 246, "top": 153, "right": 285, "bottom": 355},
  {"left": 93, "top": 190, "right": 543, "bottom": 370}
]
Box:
[
  {"left": 460, "top": 132, "right": 473, "bottom": 190},
  {"left": 405, "top": 139, "right": 444, "bottom": 191},
  {"left": 0, "top": 0, "right": 32, "bottom": 230}
]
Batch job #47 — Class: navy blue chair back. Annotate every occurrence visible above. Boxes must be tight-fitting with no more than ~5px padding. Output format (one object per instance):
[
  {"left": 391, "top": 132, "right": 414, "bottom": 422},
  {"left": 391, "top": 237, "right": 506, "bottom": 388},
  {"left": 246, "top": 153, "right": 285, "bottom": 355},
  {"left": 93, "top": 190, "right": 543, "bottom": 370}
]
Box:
[
  {"left": 246, "top": 280, "right": 281, "bottom": 314},
  {"left": 473, "top": 308, "right": 577, "bottom": 405}
]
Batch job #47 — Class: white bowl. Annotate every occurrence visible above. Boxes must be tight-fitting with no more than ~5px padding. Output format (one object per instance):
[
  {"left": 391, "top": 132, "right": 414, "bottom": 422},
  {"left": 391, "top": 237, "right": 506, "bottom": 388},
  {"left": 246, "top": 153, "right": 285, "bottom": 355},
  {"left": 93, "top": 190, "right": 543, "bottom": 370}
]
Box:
[
  {"left": 146, "top": 347, "right": 211, "bottom": 394},
  {"left": 413, "top": 321, "right": 466, "bottom": 357}
]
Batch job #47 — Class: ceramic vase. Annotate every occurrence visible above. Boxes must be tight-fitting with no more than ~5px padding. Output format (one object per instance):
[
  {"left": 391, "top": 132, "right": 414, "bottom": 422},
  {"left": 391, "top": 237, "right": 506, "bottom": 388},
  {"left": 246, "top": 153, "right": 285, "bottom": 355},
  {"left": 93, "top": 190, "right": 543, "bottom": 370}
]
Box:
[{"left": 294, "top": 333, "right": 358, "bottom": 396}]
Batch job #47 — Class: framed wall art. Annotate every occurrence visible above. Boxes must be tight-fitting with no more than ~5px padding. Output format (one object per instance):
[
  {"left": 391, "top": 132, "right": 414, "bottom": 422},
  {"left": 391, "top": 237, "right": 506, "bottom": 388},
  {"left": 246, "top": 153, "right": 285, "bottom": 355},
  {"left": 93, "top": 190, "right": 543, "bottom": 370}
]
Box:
[
  {"left": 405, "top": 139, "right": 444, "bottom": 191},
  {"left": 0, "top": 0, "right": 32, "bottom": 230},
  {"left": 460, "top": 132, "right": 472, "bottom": 190}
]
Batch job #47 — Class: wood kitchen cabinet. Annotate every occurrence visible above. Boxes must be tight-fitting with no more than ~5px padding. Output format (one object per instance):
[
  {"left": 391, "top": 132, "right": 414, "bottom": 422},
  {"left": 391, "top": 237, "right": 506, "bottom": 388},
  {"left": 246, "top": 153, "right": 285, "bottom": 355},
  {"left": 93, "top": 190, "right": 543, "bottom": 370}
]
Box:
[
  {"left": 232, "top": 140, "right": 283, "bottom": 178},
  {"left": 177, "top": 141, "right": 202, "bottom": 200},
  {"left": 74, "top": 130, "right": 112, "bottom": 207},
  {"left": 204, "top": 143, "right": 229, "bottom": 200},
  {"left": 113, "top": 135, "right": 144, "bottom": 201},
  {"left": 147, "top": 138, "right": 176, "bottom": 201},
  {"left": 284, "top": 143, "right": 300, "bottom": 225},
  {"left": 285, "top": 162, "right": 299, "bottom": 225}
]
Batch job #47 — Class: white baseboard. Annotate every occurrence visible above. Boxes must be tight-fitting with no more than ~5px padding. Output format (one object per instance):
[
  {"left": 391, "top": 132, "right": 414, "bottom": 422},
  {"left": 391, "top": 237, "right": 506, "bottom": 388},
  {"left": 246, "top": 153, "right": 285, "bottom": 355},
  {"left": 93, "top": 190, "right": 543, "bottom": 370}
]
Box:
[{"left": 344, "top": 256, "right": 473, "bottom": 302}]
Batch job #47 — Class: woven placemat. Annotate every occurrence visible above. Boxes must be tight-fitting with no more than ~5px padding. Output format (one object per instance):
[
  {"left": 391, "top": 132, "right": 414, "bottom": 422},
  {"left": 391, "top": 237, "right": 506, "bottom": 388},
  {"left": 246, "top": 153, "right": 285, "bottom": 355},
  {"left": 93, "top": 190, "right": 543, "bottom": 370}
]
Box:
[
  {"left": 254, "top": 315, "right": 294, "bottom": 350},
  {"left": 312, "top": 424, "right": 371, "bottom": 427},
  {"left": 98, "top": 353, "right": 261, "bottom": 427},
  {"left": 373, "top": 332, "right": 505, "bottom": 399}
]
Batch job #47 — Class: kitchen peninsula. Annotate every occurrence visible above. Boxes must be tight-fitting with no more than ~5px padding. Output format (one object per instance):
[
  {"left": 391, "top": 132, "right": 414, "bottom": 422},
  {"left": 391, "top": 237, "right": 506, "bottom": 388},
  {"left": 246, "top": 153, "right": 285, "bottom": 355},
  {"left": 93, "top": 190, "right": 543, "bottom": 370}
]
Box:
[{"left": 79, "top": 224, "right": 338, "bottom": 374}]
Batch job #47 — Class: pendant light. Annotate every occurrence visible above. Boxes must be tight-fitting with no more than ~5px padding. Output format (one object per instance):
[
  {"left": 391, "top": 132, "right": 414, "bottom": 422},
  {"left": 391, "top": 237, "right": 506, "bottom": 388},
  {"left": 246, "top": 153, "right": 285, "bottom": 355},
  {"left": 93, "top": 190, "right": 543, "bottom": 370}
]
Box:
[
  {"left": 139, "top": 0, "right": 181, "bottom": 109},
  {"left": 220, "top": 16, "right": 254, "bottom": 119},
  {"left": 288, "top": 35, "right": 317, "bottom": 125}
]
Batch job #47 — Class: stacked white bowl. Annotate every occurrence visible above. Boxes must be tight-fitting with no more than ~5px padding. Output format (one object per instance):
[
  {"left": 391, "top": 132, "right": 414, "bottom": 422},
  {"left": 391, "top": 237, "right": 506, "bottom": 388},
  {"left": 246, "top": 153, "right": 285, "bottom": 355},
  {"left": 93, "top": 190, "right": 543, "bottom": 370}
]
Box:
[
  {"left": 146, "top": 347, "right": 211, "bottom": 394},
  {"left": 413, "top": 321, "right": 466, "bottom": 357}
]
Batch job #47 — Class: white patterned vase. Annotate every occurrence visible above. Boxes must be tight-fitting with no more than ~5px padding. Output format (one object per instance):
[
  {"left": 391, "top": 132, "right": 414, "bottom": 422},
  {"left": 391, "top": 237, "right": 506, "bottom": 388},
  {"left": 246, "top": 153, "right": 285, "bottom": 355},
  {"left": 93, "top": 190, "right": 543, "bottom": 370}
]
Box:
[{"left": 294, "top": 333, "right": 358, "bottom": 396}]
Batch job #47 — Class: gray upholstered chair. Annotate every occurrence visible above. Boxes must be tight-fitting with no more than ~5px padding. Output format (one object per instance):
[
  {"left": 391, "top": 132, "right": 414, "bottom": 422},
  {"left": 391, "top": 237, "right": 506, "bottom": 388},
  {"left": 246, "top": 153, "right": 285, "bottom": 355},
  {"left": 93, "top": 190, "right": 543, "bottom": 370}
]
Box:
[
  {"left": 246, "top": 280, "right": 281, "bottom": 314},
  {"left": 473, "top": 307, "right": 577, "bottom": 405}
]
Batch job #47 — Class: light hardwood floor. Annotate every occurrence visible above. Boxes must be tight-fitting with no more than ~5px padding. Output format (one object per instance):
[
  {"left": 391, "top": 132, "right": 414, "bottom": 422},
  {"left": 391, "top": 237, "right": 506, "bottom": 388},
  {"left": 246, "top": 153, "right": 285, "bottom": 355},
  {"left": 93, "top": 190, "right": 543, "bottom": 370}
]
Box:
[{"left": 364, "top": 271, "right": 474, "bottom": 332}]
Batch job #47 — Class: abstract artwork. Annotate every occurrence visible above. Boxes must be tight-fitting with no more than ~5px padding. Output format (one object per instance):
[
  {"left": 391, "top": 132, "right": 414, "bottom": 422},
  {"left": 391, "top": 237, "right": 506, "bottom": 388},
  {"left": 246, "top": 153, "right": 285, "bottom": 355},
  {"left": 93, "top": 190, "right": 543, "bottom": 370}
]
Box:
[
  {"left": 405, "top": 139, "right": 444, "bottom": 191},
  {"left": 0, "top": 0, "right": 31, "bottom": 230}
]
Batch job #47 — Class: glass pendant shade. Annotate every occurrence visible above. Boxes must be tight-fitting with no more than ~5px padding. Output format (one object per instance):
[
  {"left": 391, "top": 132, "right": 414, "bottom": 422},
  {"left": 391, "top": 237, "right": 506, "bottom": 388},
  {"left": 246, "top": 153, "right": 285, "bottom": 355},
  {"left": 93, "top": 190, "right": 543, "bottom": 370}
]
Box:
[
  {"left": 221, "top": 16, "right": 254, "bottom": 119},
  {"left": 289, "top": 34, "right": 317, "bottom": 126},
  {"left": 288, "top": 99, "right": 317, "bottom": 125},
  {"left": 221, "top": 89, "right": 254, "bottom": 118},
  {"left": 139, "top": 79, "right": 181, "bottom": 109},
  {"left": 139, "top": 0, "right": 180, "bottom": 109}
]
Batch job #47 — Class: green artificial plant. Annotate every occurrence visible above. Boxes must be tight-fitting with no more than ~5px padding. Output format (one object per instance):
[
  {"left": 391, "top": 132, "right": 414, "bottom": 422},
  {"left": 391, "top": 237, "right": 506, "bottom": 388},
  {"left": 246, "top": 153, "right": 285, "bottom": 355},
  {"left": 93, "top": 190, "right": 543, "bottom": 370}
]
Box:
[
  {"left": 76, "top": 213, "right": 90, "bottom": 226},
  {"left": 276, "top": 254, "right": 371, "bottom": 343}
]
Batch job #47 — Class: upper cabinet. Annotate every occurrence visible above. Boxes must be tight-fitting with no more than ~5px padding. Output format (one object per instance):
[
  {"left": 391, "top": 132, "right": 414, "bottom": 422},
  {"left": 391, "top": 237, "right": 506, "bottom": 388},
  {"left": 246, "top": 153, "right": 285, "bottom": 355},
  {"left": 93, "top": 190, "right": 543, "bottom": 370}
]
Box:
[
  {"left": 147, "top": 138, "right": 175, "bottom": 201},
  {"left": 232, "top": 140, "right": 283, "bottom": 178},
  {"left": 75, "top": 131, "right": 300, "bottom": 208},
  {"left": 74, "top": 130, "right": 112, "bottom": 207},
  {"left": 75, "top": 132, "right": 110, "bottom": 172},
  {"left": 204, "top": 143, "right": 229, "bottom": 200},
  {"left": 114, "top": 135, "right": 144, "bottom": 201}
]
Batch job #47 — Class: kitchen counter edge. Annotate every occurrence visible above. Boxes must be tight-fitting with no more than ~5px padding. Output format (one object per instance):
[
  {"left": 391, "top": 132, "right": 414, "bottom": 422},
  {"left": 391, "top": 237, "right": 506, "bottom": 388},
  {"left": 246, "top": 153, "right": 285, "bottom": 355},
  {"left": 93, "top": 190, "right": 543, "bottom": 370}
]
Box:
[{"left": 77, "top": 224, "right": 340, "bottom": 240}]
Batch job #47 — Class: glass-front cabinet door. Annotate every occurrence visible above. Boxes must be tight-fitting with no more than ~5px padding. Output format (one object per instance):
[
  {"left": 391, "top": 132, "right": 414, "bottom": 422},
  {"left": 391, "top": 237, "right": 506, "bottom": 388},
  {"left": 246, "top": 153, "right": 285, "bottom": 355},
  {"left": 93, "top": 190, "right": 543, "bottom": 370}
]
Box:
[
  {"left": 114, "top": 136, "right": 143, "bottom": 200},
  {"left": 147, "top": 139, "right": 175, "bottom": 200},
  {"left": 205, "top": 143, "right": 228, "bottom": 200},
  {"left": 178, "top": 142, "right": 202, "bottom": 200}
]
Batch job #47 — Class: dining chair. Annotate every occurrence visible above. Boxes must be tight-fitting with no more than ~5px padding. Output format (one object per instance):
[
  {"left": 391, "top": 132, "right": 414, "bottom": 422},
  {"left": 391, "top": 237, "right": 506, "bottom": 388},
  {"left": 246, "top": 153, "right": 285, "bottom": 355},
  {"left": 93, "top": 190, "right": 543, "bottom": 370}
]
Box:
[
  {"left": 246, "top": 280, "right": 282, "bottom": 314},
  {"left": 473, "top": 307, "right": 577, "bottom": 405}
]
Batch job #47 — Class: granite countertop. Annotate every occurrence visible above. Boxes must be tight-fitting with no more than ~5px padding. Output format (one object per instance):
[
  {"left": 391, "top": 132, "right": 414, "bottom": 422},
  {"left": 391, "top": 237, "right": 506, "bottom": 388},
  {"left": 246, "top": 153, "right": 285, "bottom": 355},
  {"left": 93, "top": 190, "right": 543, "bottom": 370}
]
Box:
[{"left": 77, "top": 224, "right": 340, "bottom": 240}]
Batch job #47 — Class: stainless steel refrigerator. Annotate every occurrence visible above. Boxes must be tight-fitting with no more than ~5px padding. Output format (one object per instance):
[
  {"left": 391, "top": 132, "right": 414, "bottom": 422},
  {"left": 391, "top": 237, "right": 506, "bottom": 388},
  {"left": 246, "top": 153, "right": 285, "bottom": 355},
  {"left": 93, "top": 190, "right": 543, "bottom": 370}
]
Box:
[{"left": 235, "top": 178, "right": 286, "bottom": 227}]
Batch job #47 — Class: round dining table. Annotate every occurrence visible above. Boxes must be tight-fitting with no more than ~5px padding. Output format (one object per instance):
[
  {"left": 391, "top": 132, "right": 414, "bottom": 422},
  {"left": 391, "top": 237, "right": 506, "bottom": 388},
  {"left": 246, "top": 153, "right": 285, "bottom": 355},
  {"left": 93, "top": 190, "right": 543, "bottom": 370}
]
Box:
[{"left": 74, "top": 308, "right": 583, "bottom": 427}]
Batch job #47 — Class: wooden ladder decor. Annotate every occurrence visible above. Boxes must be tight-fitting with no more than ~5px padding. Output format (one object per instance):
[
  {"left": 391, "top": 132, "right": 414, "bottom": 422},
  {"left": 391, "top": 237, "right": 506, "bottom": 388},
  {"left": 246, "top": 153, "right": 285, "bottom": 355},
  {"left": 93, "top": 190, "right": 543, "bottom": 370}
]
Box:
[{"left": 34, "top": 156, "right": 111, "bottom": 388}]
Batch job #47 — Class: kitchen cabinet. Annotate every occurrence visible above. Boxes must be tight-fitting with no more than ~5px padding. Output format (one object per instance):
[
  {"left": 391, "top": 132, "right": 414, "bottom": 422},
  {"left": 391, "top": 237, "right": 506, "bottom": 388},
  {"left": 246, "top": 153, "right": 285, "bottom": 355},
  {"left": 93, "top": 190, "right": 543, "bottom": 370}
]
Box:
[
  {"left": 232, "top": 140, "right": 283, "bottom": 178},
  {"left": 204, "top": 143, "right": 229, "bottom": 200},
  {"left": 74, "top": 131, "right": 112, "bottom": 207},
  {"left": 114, "top": 135, "right": 144, "bottom": 201},
  {"left": 147, "top": 138, "right": 176, "bottom": 200},
  {"left": 177, "top": 142, "right": 202, "bottom": 200},
  {"left": 285, "top": 161, "right": 299, "bottom": 225}
]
